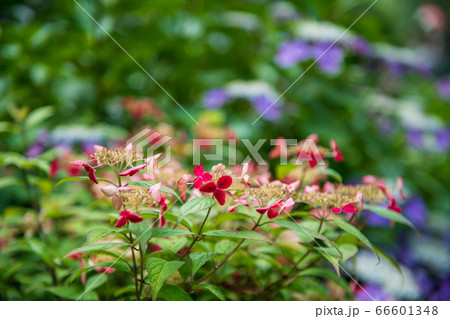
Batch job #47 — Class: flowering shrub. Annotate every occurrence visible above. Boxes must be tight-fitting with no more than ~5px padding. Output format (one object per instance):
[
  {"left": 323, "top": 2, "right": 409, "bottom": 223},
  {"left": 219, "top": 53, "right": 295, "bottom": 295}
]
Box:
[{"left": 53, "top": 136, "right": 414, "bottom": 301}]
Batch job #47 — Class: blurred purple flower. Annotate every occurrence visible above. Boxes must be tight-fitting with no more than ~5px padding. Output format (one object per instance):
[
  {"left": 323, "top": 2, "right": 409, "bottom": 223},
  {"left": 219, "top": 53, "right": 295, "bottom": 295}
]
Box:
[
  {"left": 404, "top": 195, "right": 428, "bottom": 227},
  {"left": 311, "top": 42, "right": 344, "bottom": 74},
  {"left": 274, "top": 40, "right": 310, "bottom": 68},
  {"left": 350, "top": 37, "right": 372, "bottom": 56},
  {"left": 385, "top": 61, "right": 406, "bottom": 77},
  {"left": 250, "top": 95, "right": 281, "bottom": 121},
  {"left": 365, "top": 209, "right": 391, "bottom": 227},
  {"left": 203, "top": 88, "right": 229, "bottom": 109},
  {"left": 430, "top": 279, "right": 450, "bottom": 301},
  {"left": 26, "top": 143, "right": 44, "bottom": 158},
  {"left": 406, "top": 128, "right": 424, "bottom": 148},
  {"left": 356, "top": 284, "right": 393, "bottom": 301},
  {"left": 437, "top": 78, "right": 450, "bottom": 101},
  {"left": 434, "top": 127, "right": 450, "bottom": 152},
  {"left": 414, "top": 268, "right": 434, "bottom": 296}
]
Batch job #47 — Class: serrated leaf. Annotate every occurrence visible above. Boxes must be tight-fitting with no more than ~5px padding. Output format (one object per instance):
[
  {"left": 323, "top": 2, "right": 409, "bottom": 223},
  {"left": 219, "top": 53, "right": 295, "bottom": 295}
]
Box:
[
  {"left": 192, "top": 283, "right": 225, "bottom": 301},
  {"left": 66, "top": 242, "right": 129, "bottom": 256},
  {"left": 153, "top": 237, "right": 188, "bottom": 253},
  {"left": 85, "top": 273, "right": 107, "bottom": 291},
  {"left": 147, "top": 258, "right": 184, "bottom": 301},
  {"left": 53, "top": 176, "right": 111, "bottom": 190},
  {"left": 315, "top": 248, "right": 341, "bottom": 279},
  {"left": 150, "top": 227, "right": 193, "bottom": 238},
  {"left": 213, "top": 212, "right": 252, "bottom": 226},
  {"left": 128, "top": 181, "right": 180, "bottom": 200},
  {"left": 69, "top": 261, "right": 131, "bottom": 283},
  {"left": 141, "top": 211, "right": 193, "bottom": 230},
  {"left": 273, "top": 219, "right": 328, "bottom": 243},
  {"left": 364, "top": 204, "right": 416, "bottom": 230},
  {"left": 177, "top": 197, "right": 216, "bottom": 227},
  {"left": 47, "top": 286, "right": 96, "bottom": 301},
  {"left": 189, "top": 252, "right": 223, "bottom": 277},
  {"left": 159, "top": 285, "right": 193, "bottom": 301},
  {"left": 87, "top": 228, "right": 124, "bottom": 245},
  {"left": 334, "top": 219, "right": 378, "bottom": 261},
  {"left": 203, "top": 228, "right": 272, "bottom": 244}
]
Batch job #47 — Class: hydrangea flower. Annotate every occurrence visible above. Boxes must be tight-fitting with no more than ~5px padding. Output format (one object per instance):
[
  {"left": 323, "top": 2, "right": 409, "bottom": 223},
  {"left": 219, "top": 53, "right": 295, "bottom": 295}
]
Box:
[
  {"left": 193, "top": 165, "right": 213, "bottom": 188},
  {"left": 203, "top": 88, "right": 229, "bottom": 109},
  {"left": 199, "top": 175, "right": 233, "bottom": 205},
  {"left": 114, "top": 209, "right": 144, "bottom": 227},
  {"left": 274, "top": 40, "right": 310, "bottom": 68}
]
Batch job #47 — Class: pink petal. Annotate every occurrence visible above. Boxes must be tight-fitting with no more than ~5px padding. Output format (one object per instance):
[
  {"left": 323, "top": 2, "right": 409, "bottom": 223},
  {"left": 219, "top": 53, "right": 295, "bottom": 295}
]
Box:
[
  {"left": 217, "top": 175, "right": 232, "bottom": 190},
  {"left": 213, "top": 189, "right": 226, "bottom": 205},
  {"left": 70, "top": 160, "right": 85, "bottom": 166},
  {"left": 177, "top": 174, "right": 191, "bottom": 200},
  {"left": 112, "top": 195, "right": 123, "bottom": 210},
  {"left": 101, "top": 185, "right": 118, "bottom": 197},
  {"left": 331, "top": 207, "right": 342, "bottom": 214},
  {"left": 193, "top": 177, "right": 203, "bottom": 188},
  {"left": 199, "top": 182, "right": 217, "bottom": 193},
  {"left": 194, "top": 165, "right": 204, "bottom": 177}
]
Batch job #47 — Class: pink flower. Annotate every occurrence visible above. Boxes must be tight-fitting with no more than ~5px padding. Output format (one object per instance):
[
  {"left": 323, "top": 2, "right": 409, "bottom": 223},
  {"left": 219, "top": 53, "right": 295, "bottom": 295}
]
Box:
[
  {"left": 193, "top": 165, "right": 212, "bottom": 188},
  {"left": 397, "top": 177, "right": 406, "bottom": 201},
  {"left": 227, "top": 198, "right": 250, "bottom": 213},
  {"left": 330, "top": 140, "right": 344, "bottom": 162},
  {"left": 114, "top": 209, "right": 143, "bottom": 227},
  {"left": 257, "top": 198, "right": 295, "bottom": 219},
  {"left": 331, "top": 203, "right": 359, "bottom": 214},
  {"left": 297, "top": 150, "right": 324, "bottom": 168},
  {"left": 177, "top": 174, "right": 192, "bottom": 200},
  {"left": 199, "top": 175, "right": 233, "bottom": 205},
  {"left": 119, "top": 163, "right": 147, "bottom": 176},
  {"left": 269, "top": 137, "right": 287, "bottom": 159},
  {"left": 70, "top": 160, "right": 98, "bottom": 184}
]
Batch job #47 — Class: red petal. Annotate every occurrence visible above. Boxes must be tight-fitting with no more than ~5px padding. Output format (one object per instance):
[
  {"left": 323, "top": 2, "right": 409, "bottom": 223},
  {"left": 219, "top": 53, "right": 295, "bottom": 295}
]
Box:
[
  {"left": 213, "top": 189, "right": 226, "bottom": 205},
  {"left": 217, "top": 175, "right": 232, "bottom": 189},
  {"left": 331, "top": 207, "right": 342, "bottom": 214},
  {"left": 87, "top": 168, "right": 98, "bottom": 184},
  {"left": 128, "top": 213, "right": 143, "bottom": 223},
  {"left": 267, "top": 208, "right": 279, "bottom": 219},
  {"left": 199, "top": 181, "right": 217, "bottom": 193},
  {"left": 193, "top": 177, "right": 203, "bottom": 188},
  {"left": 114, "top": 216, "right": 128, "bottom": 227},
  {"left": 194, "top": 165, "right": 204, "bottom": 177},
  {"left": 342, "top": 203, "right": 359, "bottom": 214},
  {"left": 202, "top": 172, "right": 212, "bottom": 182},
  {"left": 70, "top": 160, "right": 85, "bottom": 166},
  {"left": 256, "top": 208, "right": 268, "bottom": 214},
  {"left": 119, "top": 210, "right": 130, "bottom": 217}
]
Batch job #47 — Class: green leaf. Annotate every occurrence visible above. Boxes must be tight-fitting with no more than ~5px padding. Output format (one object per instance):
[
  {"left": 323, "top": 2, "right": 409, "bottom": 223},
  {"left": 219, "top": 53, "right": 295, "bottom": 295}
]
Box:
[
  {"left": 177, "top": 197, "right": 216, "bottom": 226},
  {"left": 298, "top": 267, "right": 351, "bottom": 295},
  {"left": 275, "top": 163, "right": 298, "bottom": 180},
  {"left": 67, "top": 242, "right": 129, "bottom": 256},
  {"left": 25, "top": 106, "right": 54, "bottom": 128},
  {"left": 203, "top": 227, "right": 272, "bottom": 244},
  {"left": 85, "top": 273, "right": 107, "bottom": 291},
  {"left": 364, "top": 204, "right": 416, "bottom": 229},
  {"left": 0, "top": 121, "right": 20, "bottom": 134},
  {"left": 87, "top": 228, "right": 124, "bottom": 245},
  {"left": 213, "top": 212, "right": 253, "bottom": 226},
  {"left": 128, "top": 181, "right": 181, "bottom": 200},
  {"left": 153, "top": 237, "right": 187, "bottom": 253},
  {"left": 373, "top": 245, "right": 403, "bottom": 275},
  {"left": 192, "top": 283, "right": 225, "bottom": 301},
  {"left": 69, "top": 261, "right": 131, "bottom": 283},
  {"left": 53, "top": 176, "right": 111, "bottom": 190},
  {"left": 315, "top": 248, "right": 341, "bottom": 279},
  {"left": 159, "top": 285, "right": 193, "bottom": 301},
  {"left": 141, "top": 211, "right": 193, "bottom": 230},
  {"left": 273, "top": 219, "right": 329, "bottom": 243},
  {"left": 189, "top": 252, "right": 223, "bottom": 277},
  {"left": 338, "top": 243, "right": 358, "bottom": 263},
  {"left": 147, "top": 258, "right": 184, "bottom": 301},
  {"left": 317, "top": 167, "right": 342, "bottom": 182},
  {"left": 128, "top": 222, "right": 152, "bottom": 254},
  {"left": 47, "top": 286, "right": 96, "bottom": 301},
  {"left": 334, "top": 219, "right": 378, "bottom": 261},
  {"left": 150, "top": 227, "right": 193, "bottom": 238}
]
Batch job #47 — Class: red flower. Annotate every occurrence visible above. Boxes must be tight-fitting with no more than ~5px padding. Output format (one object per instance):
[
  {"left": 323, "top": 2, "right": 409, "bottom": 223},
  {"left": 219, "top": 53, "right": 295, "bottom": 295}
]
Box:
[
  {"left": 50, "top": 158, "right": 60, "bottom": 179},
  {"left": 69, "top": 252, "right": 84, "bottom": 261},
  {"left": 330, "top": 140, "right": 344, "bottom": 162},
  {"left": 119, "top": 163, "right": 146, "bottom": 176},
  {"left": 114, "top": 209, "right": 143, "bottom": 227},
  {"left": 193, "top": 165, "right": 212, "bottom": 188},
  {"left": 256, "top": 198, "right": 295, "bottom": 219},
  {"left": 387, "top": 197, "right": 402, "bottom": 214},
  {"left": 331, "top": 203, "right": 359, "bottom": 214},
  {"left": 70, "top": 160, "right": 98, "bottom": 184},
  {"left": 199, "top": 175, "right": 233, "bottom": 205},
  {"left": 297, "top": 150, "right": 324, "bottom": 168}
]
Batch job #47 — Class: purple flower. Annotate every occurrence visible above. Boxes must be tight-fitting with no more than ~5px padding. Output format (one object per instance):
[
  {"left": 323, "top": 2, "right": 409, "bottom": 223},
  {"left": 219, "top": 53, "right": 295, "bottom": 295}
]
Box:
[
  {"left": 406, "top": 128, "right": 424, "bottom": 149},
  {"left": 414, "top": 268, "right": 433, "bottom": 296},
  {"left": 355, "top": 284, "right": 393, "bottom": 301},
  {"left": 203, "top": 88, "right": 229, "bottom": 109},
  {"left": 404, "top": 195, "right": 428, "bottom": 227},
  {"left": 385, "top": 61, "right": 406, "bottom": 77},
  {"left": 429, "top": 279, "right": 450, "bottom": 301},
  {"left": 434, "top": 127, "right": 450, "bottom": 152},
  {"left": 311, "top": 42, "right": 344, "bottom": 74},
  {"left": 350, "top": 37, "right": 372, "bottom": 56},
  {"left": 437, "top": 78, "right": 450, "bottom": 101},
  {"left": 26, "top": 143, "right": 44, "bottom": 158},
  {"left": 274, "top": 40, "right": 310, "bottom": 68},
  {"left": 250, "top": 95, "right": 281, "bottom": 121}
]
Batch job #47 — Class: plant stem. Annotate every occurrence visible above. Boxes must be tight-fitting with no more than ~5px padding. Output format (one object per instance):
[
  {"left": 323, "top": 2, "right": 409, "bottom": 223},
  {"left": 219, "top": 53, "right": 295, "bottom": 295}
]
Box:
[
  {"left": 198, "top": 214, "right": 264, "bottom": 282},
  {"left": 179, "top": 206, "right": 212, "bottom": 260},
  {"left": 129, "top": 228, "right": 139, "bottom": 301},
  {"left": 137, "top": 243, "right": 145, "bottom": 300}
]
